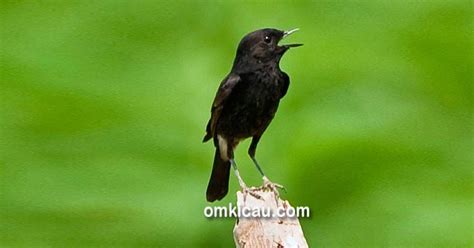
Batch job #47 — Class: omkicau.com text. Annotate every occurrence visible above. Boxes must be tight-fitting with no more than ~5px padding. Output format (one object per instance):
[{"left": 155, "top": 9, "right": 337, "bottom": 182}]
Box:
[{"left": 204, "top": 203, "right": 310, "bottom": 218}]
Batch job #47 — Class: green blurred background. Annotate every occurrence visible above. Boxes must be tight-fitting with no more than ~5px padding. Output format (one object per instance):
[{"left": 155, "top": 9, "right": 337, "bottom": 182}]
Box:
[{"left": 1, "top": 1, "right": 472, "bottom": 247}]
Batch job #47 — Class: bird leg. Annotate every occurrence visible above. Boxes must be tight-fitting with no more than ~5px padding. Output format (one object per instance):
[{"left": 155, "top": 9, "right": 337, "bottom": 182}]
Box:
[
  {"left": 251, "top": 157, "right": 286, "bottom": 192},
  {"left": 230, "top": 159, "right": 261, "bottom": 200},
  {"left": 248, "top": 136, "right": 285, "bottom": 196},
  {"left": 229, "top": 159, "right": 247, "bottom": 189},
  {"left": 250, "top": 155, "right": 286, "bottom": 201}
]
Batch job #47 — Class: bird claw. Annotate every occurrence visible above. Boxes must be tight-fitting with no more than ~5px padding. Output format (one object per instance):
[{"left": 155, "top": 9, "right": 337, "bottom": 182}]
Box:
[
  {"left": 263, "top": 176, "right": 285, "bottom": 191},
  {"left": 240, "top": 184, "right": 262, "bottom": 201},
  {"left": 262, "top": 176, "right": 285, "bottom": 200}
]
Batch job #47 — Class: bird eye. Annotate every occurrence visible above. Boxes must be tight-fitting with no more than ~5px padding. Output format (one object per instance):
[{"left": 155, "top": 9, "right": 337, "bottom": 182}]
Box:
[{"left": 264, "top": 36, "right": 271, "bottom": 43}]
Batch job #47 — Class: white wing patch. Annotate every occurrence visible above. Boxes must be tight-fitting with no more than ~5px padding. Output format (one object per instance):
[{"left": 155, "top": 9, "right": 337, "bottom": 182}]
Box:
[{"left": 217, "top": 135, "right": 228, "bottom": 161}]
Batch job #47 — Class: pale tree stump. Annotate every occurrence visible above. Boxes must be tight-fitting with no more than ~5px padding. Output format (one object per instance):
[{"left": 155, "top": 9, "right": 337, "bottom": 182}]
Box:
[{"left": 233, "top": 186, "right": 309, "bottom": 248}]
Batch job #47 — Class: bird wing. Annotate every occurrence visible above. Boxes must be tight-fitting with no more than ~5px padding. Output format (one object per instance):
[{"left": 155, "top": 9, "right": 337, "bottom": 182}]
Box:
[
  {"left": 203, "top": 74, "right": 241, "bottom": 142},
  {"left": 280, "top": 71, "right": 290, "bottom": 99}
]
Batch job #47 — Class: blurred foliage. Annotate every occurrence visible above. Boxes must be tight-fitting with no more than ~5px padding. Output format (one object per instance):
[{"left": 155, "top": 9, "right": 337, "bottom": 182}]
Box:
[{"left": 0, "top": 1, "right": 472, "bottom": 247}]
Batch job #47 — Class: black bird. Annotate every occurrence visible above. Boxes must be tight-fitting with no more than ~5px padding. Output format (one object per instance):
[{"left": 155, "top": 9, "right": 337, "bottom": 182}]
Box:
[{"left": 203, "top": 28, "right": 302, "bottom": 202}]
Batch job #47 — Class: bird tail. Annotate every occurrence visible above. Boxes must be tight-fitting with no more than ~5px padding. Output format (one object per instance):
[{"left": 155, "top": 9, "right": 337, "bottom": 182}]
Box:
[{"left": 206, "top": 148, "right": 230, "bottom": 202}]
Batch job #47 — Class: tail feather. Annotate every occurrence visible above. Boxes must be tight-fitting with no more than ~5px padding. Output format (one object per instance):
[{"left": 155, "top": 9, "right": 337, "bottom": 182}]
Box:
[{"left": 206, "top": 148, "right": 230, "bottom": 202}]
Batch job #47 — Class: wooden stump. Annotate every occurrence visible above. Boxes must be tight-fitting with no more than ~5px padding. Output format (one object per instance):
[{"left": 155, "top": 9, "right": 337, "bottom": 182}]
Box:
[{"left": 233, "top": 186, "right": 309, "bottom": 248}]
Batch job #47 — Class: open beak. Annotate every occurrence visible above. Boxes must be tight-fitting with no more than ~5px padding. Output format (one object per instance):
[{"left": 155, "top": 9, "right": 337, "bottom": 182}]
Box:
[{"left": 279, "top": 28, "right": 303, "bottom": 48}]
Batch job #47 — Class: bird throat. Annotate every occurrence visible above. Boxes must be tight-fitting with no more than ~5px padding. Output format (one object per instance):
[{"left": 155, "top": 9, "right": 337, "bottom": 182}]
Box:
[{"left": 233, "top": 54, "right": 282, "bottom": 73}]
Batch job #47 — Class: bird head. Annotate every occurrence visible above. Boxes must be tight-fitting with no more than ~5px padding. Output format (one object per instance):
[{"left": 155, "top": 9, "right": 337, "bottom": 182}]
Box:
[{"left": 234, "top": 28, "right": 302, "bottom": 67}]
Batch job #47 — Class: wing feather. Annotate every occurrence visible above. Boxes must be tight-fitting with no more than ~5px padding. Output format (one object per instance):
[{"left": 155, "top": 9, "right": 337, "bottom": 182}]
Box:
[
  {"left": 203, "top": 74, "right": 241, "bottom": 142},
  {"left": 280, "top": 71, "right": 290, "bottom": 99}
]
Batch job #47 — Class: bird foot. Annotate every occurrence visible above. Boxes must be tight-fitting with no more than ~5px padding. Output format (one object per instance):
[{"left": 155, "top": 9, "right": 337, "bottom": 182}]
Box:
[
  {"left": 261, "top": 176, "right": 285, "bottom": 200},
  {"left": 240, "top": 185, "right": 262, "bottom": 201}
]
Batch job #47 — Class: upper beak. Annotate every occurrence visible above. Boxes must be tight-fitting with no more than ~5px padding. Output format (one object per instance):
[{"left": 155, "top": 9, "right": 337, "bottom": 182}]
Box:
[
  {"left": 280, "top": 28, "right": 303, "bottom": 48},
  {"left": 283, "top": 28, "right": 300, "bottom": 38}
]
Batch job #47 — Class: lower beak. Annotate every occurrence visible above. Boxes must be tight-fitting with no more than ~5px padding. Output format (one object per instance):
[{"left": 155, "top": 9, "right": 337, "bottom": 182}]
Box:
[{"left": 282, "top": 43, "right": 303, "bottom": 48}]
